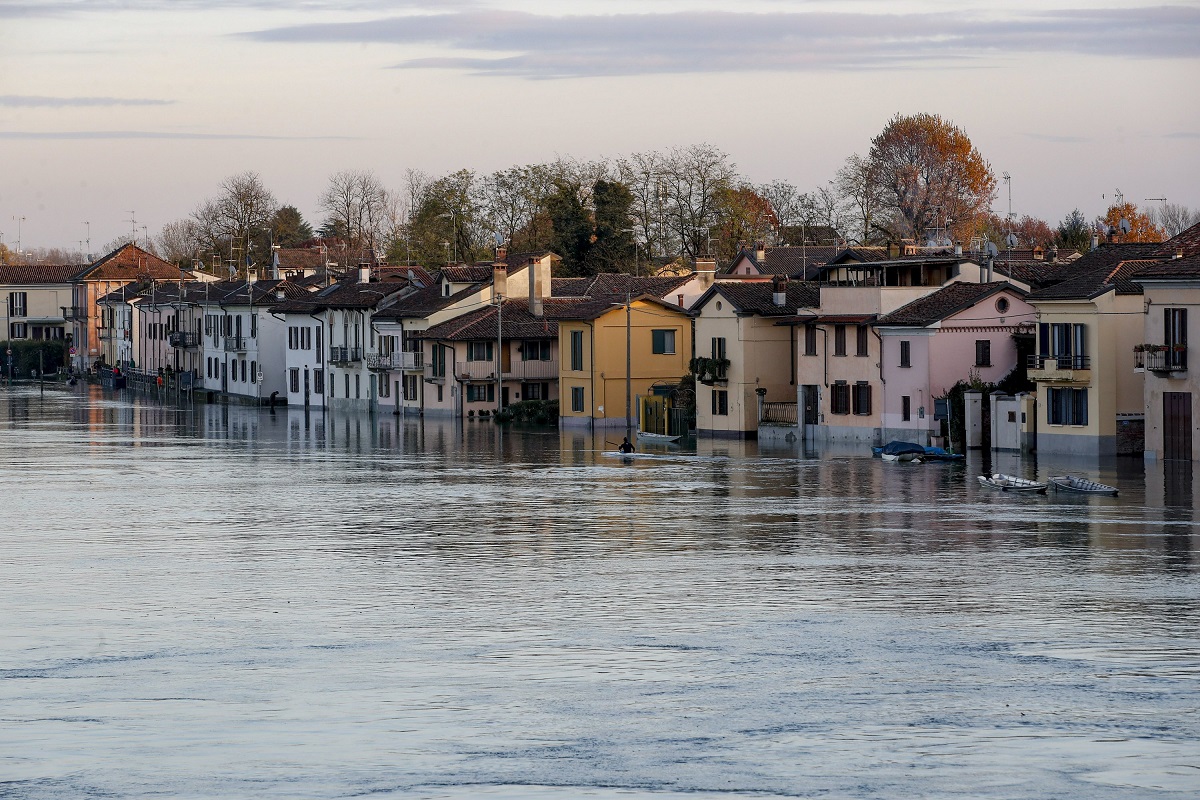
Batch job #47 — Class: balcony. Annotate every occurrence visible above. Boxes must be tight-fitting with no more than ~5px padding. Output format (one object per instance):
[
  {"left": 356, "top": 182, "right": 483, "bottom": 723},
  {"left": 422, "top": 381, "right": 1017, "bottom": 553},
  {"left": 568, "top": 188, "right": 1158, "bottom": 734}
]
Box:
[
  {"left": 223, "top": 336, "right": 247, "bottom": 353},
  {"left": 330, "top": 346, "right": 363, "bottom": 364},
  {"left": 1027, "top": 354, "right": 1091, "bottom": 384},
  {"left": 423, "top": 365, "right": 446, "bottom": 384},
  {"left": 366, "top": 351, "right": 424, "bottom": 372},
  {"left": 456, "top": 361, "right": 497, "bottom": 381},
  {"left": 692, "top": 356, "right": 731, "bottom": 386},
  {"left": 169, "top": 331, "right": 200, "bottom": 349},
  {"left": 505, "top": 359, "right": 559, "bottom": 380},
  {"left": 1135, "top": 346, "right": 1187, "bottom": 375},
  {"left": 60, "top": 305, "right": 88, "bottom": 321},
  {"left": 99, "top": 328, "right": 130, "bottom": 341}
]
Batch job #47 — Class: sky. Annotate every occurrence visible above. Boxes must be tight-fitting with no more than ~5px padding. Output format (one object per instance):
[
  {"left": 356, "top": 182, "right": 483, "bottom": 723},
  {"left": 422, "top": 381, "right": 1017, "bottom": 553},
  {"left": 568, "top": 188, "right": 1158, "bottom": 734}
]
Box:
[{"left": 1, "top": 0, "right": 1198, "bottom": 255}]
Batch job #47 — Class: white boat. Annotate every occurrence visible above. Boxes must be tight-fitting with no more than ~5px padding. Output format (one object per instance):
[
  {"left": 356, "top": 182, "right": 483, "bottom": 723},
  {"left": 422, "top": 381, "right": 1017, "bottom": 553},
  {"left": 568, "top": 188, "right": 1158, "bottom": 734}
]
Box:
[
  {"left": 881, "top": 452, "right": 922, "bottom": 463},
  {"left": 602, "top": 451, "right": 661, "bottom": 460},
  {"left": 978, "top": 473, "right": 1048, "bottom": 494},
  {"left": 636, "top": 431, "right": 681, "bottom": 444},
  {"left": 1049, "top": 475, "right": 1118, "bottom": 496}
]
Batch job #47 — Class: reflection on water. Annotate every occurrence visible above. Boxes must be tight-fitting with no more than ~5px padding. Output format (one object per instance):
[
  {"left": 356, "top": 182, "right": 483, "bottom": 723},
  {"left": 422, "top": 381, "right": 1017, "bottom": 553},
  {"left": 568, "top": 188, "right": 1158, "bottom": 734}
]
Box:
[{"left": 1, "top": 385, "right": 1198, "bottom": 799}]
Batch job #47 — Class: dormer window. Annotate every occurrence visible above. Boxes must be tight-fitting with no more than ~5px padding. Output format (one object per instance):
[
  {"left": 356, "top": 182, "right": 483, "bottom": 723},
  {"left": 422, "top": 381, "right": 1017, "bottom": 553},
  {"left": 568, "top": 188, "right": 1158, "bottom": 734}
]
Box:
[{"left": 442, "top": 281, "right": 451, "bottom": 297}]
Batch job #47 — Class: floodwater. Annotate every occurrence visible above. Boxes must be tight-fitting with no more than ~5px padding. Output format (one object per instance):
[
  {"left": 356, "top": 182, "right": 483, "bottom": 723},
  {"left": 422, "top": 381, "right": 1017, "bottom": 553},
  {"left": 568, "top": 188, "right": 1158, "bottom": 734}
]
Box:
[{"left": 1, "top": 385, "right": 1197, "bottom": 799}]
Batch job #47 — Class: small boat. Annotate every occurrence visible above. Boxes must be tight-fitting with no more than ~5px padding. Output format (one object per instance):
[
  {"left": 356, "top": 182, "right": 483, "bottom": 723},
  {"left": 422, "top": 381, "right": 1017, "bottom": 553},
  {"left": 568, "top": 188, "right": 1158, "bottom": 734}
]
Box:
[
  {"left": 636, "top": 431, "right": 681, "bottom": 444},
  {"left": 882, "top": 452, "right": 922, "bottom": 463},
  {"left": 1049, "top": 475, "right": 1118, "bottom": 496},
  {"left": 921, "top": 446, "right": 964, "bottom": 462},
  {"left": 978, "top": 473, "right": 1047, "bottom": 494},
  {"left": 602, "top": 451, "right": 661, "bottom": 461}
]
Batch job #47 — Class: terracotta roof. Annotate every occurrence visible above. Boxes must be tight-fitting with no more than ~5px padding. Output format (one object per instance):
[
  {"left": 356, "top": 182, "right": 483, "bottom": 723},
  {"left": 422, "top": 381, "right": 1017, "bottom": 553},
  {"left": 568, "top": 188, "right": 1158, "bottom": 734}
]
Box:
[
  {"left": 545, "top": 293, "right": 687, "bottom": 322},
  {"left": 442, "top": 265, "right": 495, "bottom": 283},
  {"left": 275, "top": 248, "right": 330, "bottom": 271},
  {"left": 877, "top": 282, "right": 1026, "bottom": 327},
  {"left": 697, "top": 281, "right": 820, "bottom": 316},
  {"left": 78, "top": 244, "right": 183, "bottom": 281},
  {"left": 726, "top": 245, "right": 836, "bottom": 278},
  {"left": 377, "top": 265, "right": 434, "bottom": 286},
  {"left": 1026, "top": 243, "right": 1166, "bottom": 301},
  {"left": 372, "top": 281, "right": 478, "bottom": 320},
  {"left": 1153, "top": 221, "right": 1200, "bottom": 259},
  {"left": 420, "top": 299, "right": 562, "bottom": 342},
  {"left": 990, "top": 258, "right": 1077, "bottom": 290},
  {"left": 1132, "top": 253, "right": 1200, "bottom": 279},
  {"left": 270, "top": 279, "right": 412, "bottom": 313},
  {"left": 0, "top": 264, "right": 81, "bottom": 284}
]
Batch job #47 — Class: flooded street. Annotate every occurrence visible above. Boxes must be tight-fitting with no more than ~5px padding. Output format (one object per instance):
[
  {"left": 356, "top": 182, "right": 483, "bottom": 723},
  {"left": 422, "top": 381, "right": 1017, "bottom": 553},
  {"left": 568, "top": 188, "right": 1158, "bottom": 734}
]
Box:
[{"left": 2, "top": 385, "right": 1198, "bottom": 799}]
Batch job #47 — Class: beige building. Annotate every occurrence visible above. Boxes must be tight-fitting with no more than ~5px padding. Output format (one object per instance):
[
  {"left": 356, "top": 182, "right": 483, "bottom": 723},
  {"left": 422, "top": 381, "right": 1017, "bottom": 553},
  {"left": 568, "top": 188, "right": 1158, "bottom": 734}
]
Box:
[{"left": 1, "top": 264, "right": 77, "bottom": 344}]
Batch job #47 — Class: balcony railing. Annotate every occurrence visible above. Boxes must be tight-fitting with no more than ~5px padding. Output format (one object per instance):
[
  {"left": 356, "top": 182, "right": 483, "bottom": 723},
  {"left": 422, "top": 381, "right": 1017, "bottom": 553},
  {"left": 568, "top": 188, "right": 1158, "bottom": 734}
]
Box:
[
  {"left": 223, "top": 336, "right": 247, "bottom": 353},
  {"left": 423, "top": 364, "right": 446, "bottom": 384},
  {"left": 99, "top": 328, "right": 130, "bottom": 341},
  {"left": 456, "top": 361, "right": 497, "bottom": 381},
  {"left": 1027, "top": 353, "right": 1091, "bottom": 383},
  {"left": 505, "top": 359, "right": 558, "bottom": 380},
  {"left": 169, "top": 331, "right": 200, "bottom": 349},
  {"left": 366, "top": 351, "right": 424, "bottom": 371},
  {"left": 60, "top": 305, "right": 88, "bottom": 321},
  {"left": 760, "top": 401, "right": 798, "bottom": 426},
  {"left": 330, "top": 346, "right": 363, "bottom": 364},
  {"left": 1135, "top": 346, "right": 1187, "bottom": 373}
]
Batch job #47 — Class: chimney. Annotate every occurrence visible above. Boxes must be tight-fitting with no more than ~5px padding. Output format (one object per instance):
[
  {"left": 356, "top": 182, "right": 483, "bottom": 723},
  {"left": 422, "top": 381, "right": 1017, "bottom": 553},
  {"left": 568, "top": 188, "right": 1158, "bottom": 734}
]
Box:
[
  {"left": 677, "top": 293, "right": 685, "bottom": 308},
  {"left": 358, "top": 263, "right": 371, "bottom": 283},
  {"left": 1090, "top": 234, "right": 1100, "bottom": 251},
  {"left": 954, "top": 241, "right": 963, "bottom": 257},
  {"left": 694, "top": 257, "right": 717, "bottom": 287},
  {"left": 985, "top": 257, "right": 993, "bottom": 283},
  {"left": 527, "top": 258, "right": 542, "bottom": 317},
  {"left": 1047, "top": 245, "right": 1058, "bottom": 264},
  {"left": 1033, "top": 246, "right": 1044, "bottom": 261},
  {"left": 887, "top": 241, "right": 900, "bottom": 259},
  {"left": 1176, "top": 247, "right": 1185, "bottom": 260},
  {"left": 755, "top": 242, "right": 765, "bottom": 262},
  {"left": 493, "top": 263, "right": 508, "bottom": 298},
  {"left": 772, "top": 275, "right": 788, "bottom": 307}
]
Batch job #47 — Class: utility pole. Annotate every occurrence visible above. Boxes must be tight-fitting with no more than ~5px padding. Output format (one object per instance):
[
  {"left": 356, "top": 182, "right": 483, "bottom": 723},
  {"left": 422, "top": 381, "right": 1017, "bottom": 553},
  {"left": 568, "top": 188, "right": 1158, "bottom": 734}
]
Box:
[{"left": 625, "top": 290, "right": 632, "bottom": 439}]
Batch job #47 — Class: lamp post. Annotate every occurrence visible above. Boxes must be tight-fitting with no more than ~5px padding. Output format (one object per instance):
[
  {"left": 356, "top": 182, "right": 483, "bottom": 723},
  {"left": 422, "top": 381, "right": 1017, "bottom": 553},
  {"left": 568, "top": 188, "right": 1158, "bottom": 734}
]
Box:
[{"left": 441, "top": 210, "right": 458, "bottom": 263}]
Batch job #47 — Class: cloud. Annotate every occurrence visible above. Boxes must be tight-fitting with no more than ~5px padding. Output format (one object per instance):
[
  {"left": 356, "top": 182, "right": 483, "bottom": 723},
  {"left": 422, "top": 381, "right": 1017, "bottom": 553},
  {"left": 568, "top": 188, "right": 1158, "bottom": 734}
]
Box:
[
  {"left": 0, "top": 95, "right": 174, "bottom": 108},
  {"left": 0, "top": 0, "right": 460, "bottom": 16},
  {"left": 240, "top": 6, "right": 1200, "bottom": 78},
  {"left": 0, "top": 130, "right": 358, "bottom": 140}
]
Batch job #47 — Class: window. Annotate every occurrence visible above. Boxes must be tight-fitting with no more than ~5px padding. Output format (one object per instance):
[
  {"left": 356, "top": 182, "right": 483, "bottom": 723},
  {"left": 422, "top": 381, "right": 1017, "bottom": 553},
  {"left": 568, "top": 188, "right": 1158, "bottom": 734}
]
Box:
[
  {"left": 206, "top": 358, "right": 212, "bottom": 379},
  {"left": 570, "top": 330, "right": 584, "bottom": 371},
  {"left": 652, "top": 329, "right": 676, "bottom": 355},
  {"left": 437, "top": 384, "right": 443, "bottom": 403},
  {"left": 522, "top": 340, "right": 550, "bottom": 361},
  {"left": 1047, "top": 387, "right": 1088, "bottom": 426},
  {"left": 344, "top": 374, "right": 350, "bottom": 397},
  {"left": 404, "top": 375, "right": 418, "bottom": 401},
  {"left": 975, "top": 339, "right": 991, "bottom": 367},
  {"left": 329, "top": 372, "right": 335, "bottom": 397},
  {"left": 467, "top": 383, "right": 495, "bottom": 402},
  {"left": 571, "top": 386, "right": 585, "bottom": 412},
  {"left": 8, "top": 292, "right": 27, "bottom": 317},
  {"left": 831, "top": 381, "right": 850, "bottom": 414},
  {"left": 467, "top": 341, "right": 494, "bottom": 362},
  {"left": 996, "top": 297, "right": 1010, "bottom": 314},
  {"left": 901, "top": 395, "right": 911, "bottom": 422},
  {"left": 250, "top": 361, "right": 257, "bottom": 384},
  {"left": 523, "top": 382, "right": 546, "bottom": 400},
  {"left": 711, "top": 337, "right": 726, "bottom": 360},
  {"left": 431, "top": 344, "right": 446, "bottom": 377},
  {"left": 900, "top": 340, "right": 911, "bottom": 368},
  {"left": 711, "top": 389, "right": 728, "bottom": 416},
  {"left": 1038, "top": 322, "right": 1087, "bottom": 369},
  {"left": 313, "top": 369, "right": 324, "bottom": 395},
  {"left": 288, "top": 327, "right": 297, "bottom": 350},
  {"left": 354, "top": 374, "right": 360, "bottom": 399},
  {"left": 316, "top": 326, "right": 323, "bottom": 364},
  {"left": 289, "top": 368, "right": 300, "bottom": 393},
  {"left": 852, "top": 381, "right": 872, "bottom": 415},
  {"left": 856, "top": 325, "right": 869, "bottom": 357},
  {"left": 1165, "top": 308, "right": 1188, "bottom": 369},
  {"left": 250, "top": 314, "right": 258, "bottom": 339},
  {"left": 379, "top": 377, "right": 389, "bottom": 398},
  {"left": 804, "top": 325, "right": 817, "bottom": 356},
  {"left": 9, "top": 322, "right": 27, "bottom": 339},
  {"left": 240, "top": 360, "right": 247, "bottom": 383},
  {"left": 834, "top": 324, "right": 846, "bottom": 356}
]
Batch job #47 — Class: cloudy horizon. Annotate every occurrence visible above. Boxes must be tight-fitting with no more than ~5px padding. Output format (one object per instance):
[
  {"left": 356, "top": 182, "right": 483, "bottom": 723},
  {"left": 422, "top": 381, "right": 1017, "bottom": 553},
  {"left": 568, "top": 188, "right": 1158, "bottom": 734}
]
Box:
[{"left": 1, "top": 0, "right": 1197, "bottom": 252}]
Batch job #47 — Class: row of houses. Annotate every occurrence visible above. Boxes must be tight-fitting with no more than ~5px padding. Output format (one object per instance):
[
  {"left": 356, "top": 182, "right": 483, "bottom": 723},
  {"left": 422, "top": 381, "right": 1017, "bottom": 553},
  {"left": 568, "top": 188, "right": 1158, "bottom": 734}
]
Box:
[{"left": 2, "top": 223, "right": 1198, "bottom": 460}]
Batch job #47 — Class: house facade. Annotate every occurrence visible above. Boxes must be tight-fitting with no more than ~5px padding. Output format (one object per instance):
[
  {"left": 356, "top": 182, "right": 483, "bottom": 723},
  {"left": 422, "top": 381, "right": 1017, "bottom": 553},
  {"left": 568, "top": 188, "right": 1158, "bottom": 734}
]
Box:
[
  {"left": 0, "top": 265, "right": 77, "bottom": 348},
  {"left": 690, "top": 277, "right": 820, "bottom": 437}
]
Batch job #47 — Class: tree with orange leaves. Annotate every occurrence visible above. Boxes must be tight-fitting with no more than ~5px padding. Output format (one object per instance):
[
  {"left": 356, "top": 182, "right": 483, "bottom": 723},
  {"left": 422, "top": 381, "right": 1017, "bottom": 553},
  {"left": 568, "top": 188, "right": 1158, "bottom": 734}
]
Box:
[
  {"left": 1098, "top": 202, "right": 1165, "bottom": 243},
  {"left": 868, "top": 113, "right": 996, "bottom": 244}
]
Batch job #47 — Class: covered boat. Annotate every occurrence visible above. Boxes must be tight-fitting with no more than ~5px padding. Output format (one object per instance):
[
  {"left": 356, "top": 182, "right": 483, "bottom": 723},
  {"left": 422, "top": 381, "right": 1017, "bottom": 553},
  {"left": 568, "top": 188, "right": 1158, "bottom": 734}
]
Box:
[
  {"left": 1049, "top": 475, "right": 1118, "bottom": 496},
  {"left": 877, "top": 441, "right": 927, "bottom": 462},
  {"left": 978, "top": 473, "right": 1048, "bottom": 494}
]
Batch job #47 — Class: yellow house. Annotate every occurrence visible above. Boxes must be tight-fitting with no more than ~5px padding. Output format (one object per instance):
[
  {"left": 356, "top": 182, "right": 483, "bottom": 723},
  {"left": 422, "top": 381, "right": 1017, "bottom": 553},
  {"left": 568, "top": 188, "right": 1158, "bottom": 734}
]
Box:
[
  {"left": 557, "top": 295, "right": 693, "bottom": 429},
  {"left": 1025, "top": 243, "right": 1166, "bottom": 456}
]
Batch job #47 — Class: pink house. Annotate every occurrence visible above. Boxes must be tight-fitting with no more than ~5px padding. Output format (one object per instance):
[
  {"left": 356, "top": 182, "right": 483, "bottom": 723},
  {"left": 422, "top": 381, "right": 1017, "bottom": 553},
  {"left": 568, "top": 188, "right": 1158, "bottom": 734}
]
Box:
[{"left": 874, "top": 282, "right": 1035, "bottom": 444}]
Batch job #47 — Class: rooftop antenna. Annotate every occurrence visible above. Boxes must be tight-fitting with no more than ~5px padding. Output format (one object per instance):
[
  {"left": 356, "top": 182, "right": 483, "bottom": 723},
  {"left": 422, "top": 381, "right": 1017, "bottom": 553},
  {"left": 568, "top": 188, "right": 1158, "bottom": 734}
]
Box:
[
  {"left": 83, "top": 221, "right": 91, "bottom": 263},
  {"left": 12, "top": 215, "right": 25, "bottom": 257},
  {"left": 127, "top": 211, "right": 137, "bottom": 245}
]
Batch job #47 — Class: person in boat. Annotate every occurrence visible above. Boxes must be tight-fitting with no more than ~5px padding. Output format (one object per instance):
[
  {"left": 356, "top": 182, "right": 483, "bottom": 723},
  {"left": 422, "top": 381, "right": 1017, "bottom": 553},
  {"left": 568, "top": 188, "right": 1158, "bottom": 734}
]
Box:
[{"left": 618, "top": 437, "right": 635, "bottom": 454}]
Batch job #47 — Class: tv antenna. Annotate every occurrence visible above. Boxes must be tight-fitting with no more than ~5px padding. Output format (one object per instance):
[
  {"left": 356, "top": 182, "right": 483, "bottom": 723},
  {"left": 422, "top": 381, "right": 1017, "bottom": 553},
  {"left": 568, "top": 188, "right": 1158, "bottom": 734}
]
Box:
[{"left": 127, "top": 211, "right": 138, "bottom": 244}]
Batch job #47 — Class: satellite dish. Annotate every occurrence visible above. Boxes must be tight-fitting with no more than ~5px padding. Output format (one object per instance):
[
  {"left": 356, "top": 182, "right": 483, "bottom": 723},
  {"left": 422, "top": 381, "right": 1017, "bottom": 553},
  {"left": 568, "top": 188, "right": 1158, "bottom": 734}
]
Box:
[
  {"left": 985, "top": 242, "right": 999, "bottom": 258},
  {"left": 1005, "top": 233, "right": 1019, "bottom": 248},
  {"left": 1119, "top": 218, "right": 1131, "bottom": 234}
]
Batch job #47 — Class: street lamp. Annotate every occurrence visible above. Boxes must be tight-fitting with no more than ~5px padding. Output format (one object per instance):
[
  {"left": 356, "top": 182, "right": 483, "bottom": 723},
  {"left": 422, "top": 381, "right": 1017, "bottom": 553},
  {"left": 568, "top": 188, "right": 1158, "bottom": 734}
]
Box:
[{"left": 440, "top": 210, "right": 458, "bottom": 263}]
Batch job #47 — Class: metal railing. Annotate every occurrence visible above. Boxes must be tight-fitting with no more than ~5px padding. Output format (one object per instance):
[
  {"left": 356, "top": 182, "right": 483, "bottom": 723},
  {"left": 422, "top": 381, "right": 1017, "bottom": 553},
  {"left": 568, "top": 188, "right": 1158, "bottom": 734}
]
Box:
[
  {"left": 223, "top": 336, "right": 247, "bottom": 352},
  {"left": 1027, "top": 354, "right": 1090, "bottom": 370},
  {"left": 366, "top": 351, "right": 424, "bottom": 371},
  {"left": 1135, "top": 347, "right": 1187, "bottom": 372},
  {"left": 60, "top": 305, "right": 87, "bottom": 321},
  {"left": 760, "top": 401, "right": 798, "bottom": 426},
  {"left": 169, "top": 331, "right": 199, "bottom": 348},
  {"left": 456, "top": 361, "right": 497, "bottom": 381},
  {"left": 330, "top": 346, "right": 363, "bottom": 364},
  {"left": 505, "top": 359, "right": 558, "bottom": 380}
]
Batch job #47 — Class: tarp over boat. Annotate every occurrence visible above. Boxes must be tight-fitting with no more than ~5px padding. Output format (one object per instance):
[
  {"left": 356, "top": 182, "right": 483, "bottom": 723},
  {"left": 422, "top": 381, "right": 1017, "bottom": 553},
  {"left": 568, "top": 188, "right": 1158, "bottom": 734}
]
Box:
[{"left": 879, "top": 441, "right": 927, "bottom": 457}]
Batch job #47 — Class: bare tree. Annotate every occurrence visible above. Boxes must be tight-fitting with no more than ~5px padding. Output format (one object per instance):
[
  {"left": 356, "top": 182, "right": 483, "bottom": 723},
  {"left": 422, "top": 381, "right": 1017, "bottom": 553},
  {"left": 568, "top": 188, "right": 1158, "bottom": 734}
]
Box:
[
  {"left": 156, "top": 219, "right": 199, "bottom": 266},
  {"left": 835, "top": 153, "right": 886, "bottom": 244},
  {"left": 616, "top": 150, "right": 673, "bottom": 260},
  {"left": 758, "top": 180, "right": 803, "bottom": 243},
  {"left": 661, "top": 143, "right": 737, "bottom": 259},
  {"left": 318, "top": 169, "right": 388, "bottom": 258},
  {"left": 1151, "top": 202, "right": 1200, "bottom": 238},
  {"left": 191, "top": 171, "right": 278, "bottom": 273}
]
